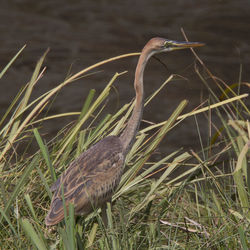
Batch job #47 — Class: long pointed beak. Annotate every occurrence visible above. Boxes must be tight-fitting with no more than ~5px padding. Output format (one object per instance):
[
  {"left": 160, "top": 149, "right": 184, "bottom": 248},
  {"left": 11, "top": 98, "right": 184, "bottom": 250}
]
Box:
[{"left": 172, "top": 41, "right": 205, "bottom": 49}]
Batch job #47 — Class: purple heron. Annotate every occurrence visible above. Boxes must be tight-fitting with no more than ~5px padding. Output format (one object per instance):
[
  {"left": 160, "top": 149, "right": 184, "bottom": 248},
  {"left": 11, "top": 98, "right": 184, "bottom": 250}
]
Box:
[{"left": 45, "top": 37, "right": 204, "bottom": 226}]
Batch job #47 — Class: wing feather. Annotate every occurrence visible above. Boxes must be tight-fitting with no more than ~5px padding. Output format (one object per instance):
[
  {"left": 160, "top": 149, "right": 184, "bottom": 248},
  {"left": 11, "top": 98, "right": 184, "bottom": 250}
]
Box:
[{"left": 45, "top": 136, "right": 124, "bottom": 226}]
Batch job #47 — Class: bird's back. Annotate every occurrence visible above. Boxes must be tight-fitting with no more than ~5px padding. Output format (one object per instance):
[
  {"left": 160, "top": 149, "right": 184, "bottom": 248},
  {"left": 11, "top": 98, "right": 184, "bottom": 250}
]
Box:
[{"left": 45, "top": 136, "right": 124, "bottom": 226}]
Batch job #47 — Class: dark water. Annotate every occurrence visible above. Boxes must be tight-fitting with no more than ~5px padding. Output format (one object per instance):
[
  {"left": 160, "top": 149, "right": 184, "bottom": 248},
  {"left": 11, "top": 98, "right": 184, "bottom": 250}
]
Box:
[{"left": 0, "top": 0, "right": 249, "bottom": 154}]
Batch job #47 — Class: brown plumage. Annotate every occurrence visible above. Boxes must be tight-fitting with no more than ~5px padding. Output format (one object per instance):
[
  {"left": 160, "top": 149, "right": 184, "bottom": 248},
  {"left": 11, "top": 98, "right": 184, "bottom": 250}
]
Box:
[
  {"left": 45, "top": 136, "right": 123, "bottom": 225},
  {"left": 45, "top": 37, "right": 204, "bottom": 226}
]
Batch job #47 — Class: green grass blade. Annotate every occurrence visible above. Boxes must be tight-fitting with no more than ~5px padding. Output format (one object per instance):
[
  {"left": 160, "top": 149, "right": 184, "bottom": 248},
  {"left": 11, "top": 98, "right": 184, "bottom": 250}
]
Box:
[
  {"left": 20, "top": 218, "right": 47, "bottom": 250},
  {"left": 60, "top": 183, "right": 77, "bottom": 250},
  {"left": 24, "top": 194, "right": 38, "bottom": 222},
  {"left": 79, "top": 89, "right": 96, "bottom": 120},
  {"left": 107, "top": 202, "right": 118, "bottom": 250},
  {"left": 132, "top": 152, "right": 190, "bottom": 214},
  {"left": 0, "top": 207, "right": 17, "bottom": 235},
  {"left": 36, "top": 165, "right": 52, "bottom": 198},
  {"left": 0, "top": 156, "right": 39, "bottom": 224},
  {"left": 67, "top": 203, "right": 76, "bottom": 250},
  {"left": 33, "top": 128, "right": 56, "bottom": 182},
  {"left": 86, "top": 223, "right": 98, "bottom": 248},
  {"left": 238, "top": 225, "right": 249, "bottom": 250},
  {"left": 233, "top": 140, "right": 250, "bottom": 218}
]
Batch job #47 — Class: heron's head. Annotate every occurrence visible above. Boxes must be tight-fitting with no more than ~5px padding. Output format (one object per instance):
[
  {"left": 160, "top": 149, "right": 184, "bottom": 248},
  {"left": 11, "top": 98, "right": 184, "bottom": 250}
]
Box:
[{"left": 147, "top": 37, "right": 204, "bottom": 54}]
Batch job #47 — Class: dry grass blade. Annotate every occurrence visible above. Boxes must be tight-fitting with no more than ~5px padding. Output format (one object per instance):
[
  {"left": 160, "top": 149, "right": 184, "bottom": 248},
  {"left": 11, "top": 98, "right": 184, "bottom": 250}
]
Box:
[
  {"left": 160, "top": 218, "right": 209, "bottom": 237},
  {"left": 0, "top": 45, "right": 26, "bottom": 79},
  {"left": 141, "top": 93, "right": 248, "bottom": 133}
]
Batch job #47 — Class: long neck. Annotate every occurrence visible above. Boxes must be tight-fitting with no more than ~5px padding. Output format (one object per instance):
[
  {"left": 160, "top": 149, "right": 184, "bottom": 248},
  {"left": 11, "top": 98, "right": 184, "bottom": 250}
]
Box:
[{"left": 120, "top": 45, "right": 154, "bottom": 155}]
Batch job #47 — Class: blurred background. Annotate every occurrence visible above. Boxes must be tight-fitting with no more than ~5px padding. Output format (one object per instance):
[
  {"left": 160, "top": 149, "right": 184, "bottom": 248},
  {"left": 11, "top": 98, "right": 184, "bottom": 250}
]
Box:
[{"left": 0, "top": 0, "right": 249, "bottom": 155}]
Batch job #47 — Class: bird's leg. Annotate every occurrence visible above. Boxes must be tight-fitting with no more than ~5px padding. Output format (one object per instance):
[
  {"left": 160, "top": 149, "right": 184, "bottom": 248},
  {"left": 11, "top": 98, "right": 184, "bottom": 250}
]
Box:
[
  {"left": 100, "top": 203, "right": 108, "bottom": 227},
  {"left": 100, "top": 201, "right": 111, "bottom": 227}
]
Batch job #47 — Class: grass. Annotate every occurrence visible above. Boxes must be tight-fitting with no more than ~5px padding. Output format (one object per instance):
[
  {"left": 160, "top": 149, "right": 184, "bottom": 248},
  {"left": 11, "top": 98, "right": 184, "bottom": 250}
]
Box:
[{"left": 0, "top": 45, "right": 249, "bottom": 249}]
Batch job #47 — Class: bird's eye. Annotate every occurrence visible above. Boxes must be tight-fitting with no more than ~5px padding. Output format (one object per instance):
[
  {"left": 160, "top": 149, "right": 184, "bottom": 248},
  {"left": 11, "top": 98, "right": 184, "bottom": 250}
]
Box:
[{"left": 164, "top": 41, "right": 171, "bottom": 48}]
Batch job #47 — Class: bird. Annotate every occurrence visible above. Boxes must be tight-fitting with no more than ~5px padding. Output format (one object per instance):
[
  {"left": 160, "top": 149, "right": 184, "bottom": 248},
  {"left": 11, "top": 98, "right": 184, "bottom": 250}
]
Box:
[{"left": 45, "top": 37, "right": 204, "bottom": 226}]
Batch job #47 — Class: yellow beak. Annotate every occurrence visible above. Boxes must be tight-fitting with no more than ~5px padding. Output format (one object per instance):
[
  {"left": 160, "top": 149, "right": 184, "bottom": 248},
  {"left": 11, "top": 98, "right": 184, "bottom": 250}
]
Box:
[{"left": 171, "top": 40, "right": 205, "bottom": 49}]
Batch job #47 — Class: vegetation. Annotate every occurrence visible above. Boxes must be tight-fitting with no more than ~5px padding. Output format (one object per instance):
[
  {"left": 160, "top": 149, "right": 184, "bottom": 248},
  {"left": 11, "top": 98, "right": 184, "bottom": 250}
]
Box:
[{"left": 0, "top": 45, "right": 249, "bottom": 249}]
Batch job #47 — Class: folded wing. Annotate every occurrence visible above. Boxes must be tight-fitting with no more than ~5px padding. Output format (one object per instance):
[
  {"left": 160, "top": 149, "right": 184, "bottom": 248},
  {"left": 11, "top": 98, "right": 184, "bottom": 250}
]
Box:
[{"left": 45, "top": 136, "right": 124, "bottom": 226}]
